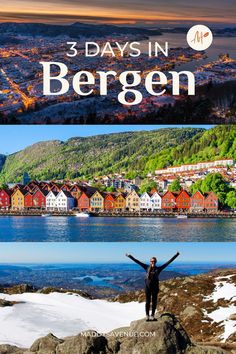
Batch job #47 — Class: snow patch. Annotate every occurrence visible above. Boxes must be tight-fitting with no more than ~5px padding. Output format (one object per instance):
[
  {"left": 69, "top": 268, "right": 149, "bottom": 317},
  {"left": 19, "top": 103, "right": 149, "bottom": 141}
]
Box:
[
  {"left": 0, "top": 292, "right": 144, "bottom": 348},
  {"left": 204, "top": 275, "right": 236, "bottom": 342}
]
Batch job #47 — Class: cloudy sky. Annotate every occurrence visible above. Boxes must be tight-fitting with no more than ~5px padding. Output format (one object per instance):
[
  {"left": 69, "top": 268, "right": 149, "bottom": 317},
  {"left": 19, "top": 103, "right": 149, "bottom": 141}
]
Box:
[{"left": 0, "top": 0, "right": 235, "bottom": 25}]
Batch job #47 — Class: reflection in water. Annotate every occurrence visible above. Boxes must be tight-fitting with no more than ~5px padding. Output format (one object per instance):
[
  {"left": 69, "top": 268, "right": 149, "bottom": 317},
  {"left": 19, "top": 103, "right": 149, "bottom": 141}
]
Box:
[{"left": 0, "top": 216, "right": 235, "bottom": 242}]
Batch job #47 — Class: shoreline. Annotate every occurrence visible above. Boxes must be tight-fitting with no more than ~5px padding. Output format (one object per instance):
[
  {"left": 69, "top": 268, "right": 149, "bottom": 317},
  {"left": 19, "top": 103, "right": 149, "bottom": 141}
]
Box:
[{"left": 0, "top": 211, "right": 235, "bottom": 218}]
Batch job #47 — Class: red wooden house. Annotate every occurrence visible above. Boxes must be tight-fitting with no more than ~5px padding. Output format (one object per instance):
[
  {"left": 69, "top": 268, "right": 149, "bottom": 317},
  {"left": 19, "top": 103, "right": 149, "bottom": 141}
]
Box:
[
  {"left": 0, "top": 189, "right": 12, "bottom": 209},
  {"left": 77, "top": 191, "right": 92, "bottom": 211},
  {"left": 32, "top": 189, "right": 48, "bottom": 209},
  {"left": 161, "top": 191, "right": 178, "bottom": 210},
  {"left": 191, "top": 191, "right": 205, "bottom": 211},
  {"left": 70, "top": 184, "right": 84, "bottom": 200},
  {"left": 104, "top": 193, "right": 116, "bottom": 210},
  {"left": 176, "top": 190, "right": 191, "bottom": 210},
  {"left": 24, "top": 192, "right": 33, "bottom": 208},
  {"left": 204, "top": 192, "right": 218, "bottom": 212}
]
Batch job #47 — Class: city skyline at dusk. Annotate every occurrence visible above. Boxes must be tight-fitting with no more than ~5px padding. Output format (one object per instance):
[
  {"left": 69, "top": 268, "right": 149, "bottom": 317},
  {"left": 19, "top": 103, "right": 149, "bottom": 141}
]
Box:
[{"left": 0, "top": 0, "right": 236, "bottom": 26}]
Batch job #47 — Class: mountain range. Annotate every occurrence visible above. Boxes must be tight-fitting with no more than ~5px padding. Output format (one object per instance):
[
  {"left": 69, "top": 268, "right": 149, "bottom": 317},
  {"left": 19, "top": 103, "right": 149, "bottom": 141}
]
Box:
[
  {"left": 0, "top": 125, "right": 235, "bottom": 183},
  {"left": 0, "top": 22, "right": 161, "bottom": 39}
]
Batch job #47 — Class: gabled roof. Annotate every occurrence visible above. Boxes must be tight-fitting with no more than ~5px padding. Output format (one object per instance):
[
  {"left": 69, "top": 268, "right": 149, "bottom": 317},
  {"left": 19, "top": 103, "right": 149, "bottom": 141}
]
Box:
[
  {"left": 33, "top": 189, "right": 49, "bottom": 197},
  {"left": 0, "top": 189, "right": 13, "bottom": 196}
]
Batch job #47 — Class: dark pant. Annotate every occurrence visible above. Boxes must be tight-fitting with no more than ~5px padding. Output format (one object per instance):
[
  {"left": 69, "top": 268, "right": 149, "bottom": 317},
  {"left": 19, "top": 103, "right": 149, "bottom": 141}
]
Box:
[{"left": 145, "top": 286, "right": 158, "bottom": 316}]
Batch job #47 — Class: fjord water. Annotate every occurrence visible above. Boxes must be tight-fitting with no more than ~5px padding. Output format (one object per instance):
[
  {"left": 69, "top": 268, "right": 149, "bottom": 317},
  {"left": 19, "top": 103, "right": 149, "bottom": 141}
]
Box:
[{"left": 0, "top": 216, "right": 235, "bottom": 241}]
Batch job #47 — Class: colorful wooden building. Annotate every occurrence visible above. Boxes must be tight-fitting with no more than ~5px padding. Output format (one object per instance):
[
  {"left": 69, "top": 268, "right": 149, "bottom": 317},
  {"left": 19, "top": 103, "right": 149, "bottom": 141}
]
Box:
[
  {"left": 161, "top": 191, "right": 178, "bottom": 210},
  {"left": 190, "top": 191, "right": 205, "bottom": 211},
  {"left": 0, "top": 189, "right": 12, "bottom": 209},
  {"left": 176, "top": 190, "right": 191, "bottom": 210}
]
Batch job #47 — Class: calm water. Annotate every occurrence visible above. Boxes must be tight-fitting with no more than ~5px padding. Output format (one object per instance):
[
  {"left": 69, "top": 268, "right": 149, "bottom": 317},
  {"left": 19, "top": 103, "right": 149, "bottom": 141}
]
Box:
[
  {"left": 0, "top": 216, "right": 235, "bottom": 242},
  {"left": 140, "top": 33, "right": 236, "bottom": 71}
]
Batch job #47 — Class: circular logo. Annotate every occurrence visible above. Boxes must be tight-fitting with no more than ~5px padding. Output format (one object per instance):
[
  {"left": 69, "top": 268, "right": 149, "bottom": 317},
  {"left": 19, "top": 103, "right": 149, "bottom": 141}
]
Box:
[{"left": 186, "top": 25, "right": 213, "bottom": 51}]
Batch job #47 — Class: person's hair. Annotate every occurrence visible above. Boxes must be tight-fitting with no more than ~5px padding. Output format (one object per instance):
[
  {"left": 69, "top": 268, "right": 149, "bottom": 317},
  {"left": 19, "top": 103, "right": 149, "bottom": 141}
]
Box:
[{"left": 150, "top": 257, "right": 157, "bottom": 263}]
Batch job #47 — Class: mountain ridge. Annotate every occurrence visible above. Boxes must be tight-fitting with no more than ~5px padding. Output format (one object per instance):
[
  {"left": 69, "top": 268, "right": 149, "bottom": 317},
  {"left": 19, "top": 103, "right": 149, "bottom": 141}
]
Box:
[{"left": 0, "top": 126, "right": 235, "bottom": 183}]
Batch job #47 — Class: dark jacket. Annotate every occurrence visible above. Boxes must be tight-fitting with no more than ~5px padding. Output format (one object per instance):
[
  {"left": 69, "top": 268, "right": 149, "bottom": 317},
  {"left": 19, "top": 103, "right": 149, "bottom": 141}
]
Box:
[{"left": 128, "top": 253, "right": 179, "bottom": 289}]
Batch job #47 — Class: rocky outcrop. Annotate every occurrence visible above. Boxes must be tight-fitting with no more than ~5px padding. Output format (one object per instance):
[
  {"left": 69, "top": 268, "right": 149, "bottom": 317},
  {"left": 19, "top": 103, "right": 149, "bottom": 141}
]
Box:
[
  {"left": 0, "top": 299, "right": 14, "bottom": 307},
  {"left": 0, "top": 315, "right": 229, "bottom": 354},
  {"left": 0, "top": 284, "right": 35, "bottom": 295},
  {"left": 111, "top": 269, "right": 236, "bottom": 344}
]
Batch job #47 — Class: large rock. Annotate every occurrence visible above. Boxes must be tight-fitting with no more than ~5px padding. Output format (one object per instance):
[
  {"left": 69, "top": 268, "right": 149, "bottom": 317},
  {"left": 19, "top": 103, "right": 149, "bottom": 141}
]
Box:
[
  {"left": 27, "top": 333, "right": 63, "bottom": 354},
  {"left": 20, "top": 314, "right": 228, "bottom": 354},
  {"left": 0, "top": 344, "right": 25, "bottom": 354},
  {"left": 0, "top": 299, "right": 14, "bottom": 307}
]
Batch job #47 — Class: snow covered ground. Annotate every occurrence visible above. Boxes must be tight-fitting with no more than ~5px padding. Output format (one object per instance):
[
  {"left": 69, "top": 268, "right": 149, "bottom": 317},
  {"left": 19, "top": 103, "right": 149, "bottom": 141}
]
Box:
[
  {"left": 0, "top": 292, "right": 144, "bottom": 348},
  {"left": 205, "top": 275, "right": 236, "bottom": 342}
]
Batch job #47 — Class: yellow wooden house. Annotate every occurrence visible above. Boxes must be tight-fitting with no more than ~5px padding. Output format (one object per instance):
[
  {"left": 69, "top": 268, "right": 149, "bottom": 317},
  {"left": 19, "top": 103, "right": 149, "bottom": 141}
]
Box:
[
  {"left": 114, "top": 194, "right": 126, "bottom": 210},
  {"left": 126, "top": 189, "right": 140, "bottom": 211},
  {"left": 89, "top": 191, "right": 104, "bottom": 212},
  {"left": 11, "top": 189, "right": 27, "bottom": 210}
]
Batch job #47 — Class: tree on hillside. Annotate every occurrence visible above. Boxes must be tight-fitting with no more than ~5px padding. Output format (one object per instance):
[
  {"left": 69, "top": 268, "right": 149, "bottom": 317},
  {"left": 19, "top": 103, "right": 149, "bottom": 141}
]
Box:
[
  {"left": 0, "top": 182, "right": 8, "bottom": 189},
  {"left": 106, "top": 186, "right": 116, "bottom": 192},
  {"left": 139, "top": 180, "right": 157, "bottom": 194},
  {"left": 225, "top": 190, "right": 236, "bottom": 209},
  {"left": 168, "top": 177, "right": 182, "bottom": 192}
]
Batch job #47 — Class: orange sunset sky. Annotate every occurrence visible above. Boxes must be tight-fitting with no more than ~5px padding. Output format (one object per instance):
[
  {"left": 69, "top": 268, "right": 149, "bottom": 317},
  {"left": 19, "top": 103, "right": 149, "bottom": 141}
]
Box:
[{"left": 0, "top": 0, "right": 236, "bottom": 26}]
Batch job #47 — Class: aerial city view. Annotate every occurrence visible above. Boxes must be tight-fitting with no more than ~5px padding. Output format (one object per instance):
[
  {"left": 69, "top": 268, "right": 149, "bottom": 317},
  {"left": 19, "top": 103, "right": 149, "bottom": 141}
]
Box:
[
  {"left": 0, "top": 125, "right": 235, "bottom": 241},
  {"left": 0, "top": 0, "right": 235, "bottom": 123}
]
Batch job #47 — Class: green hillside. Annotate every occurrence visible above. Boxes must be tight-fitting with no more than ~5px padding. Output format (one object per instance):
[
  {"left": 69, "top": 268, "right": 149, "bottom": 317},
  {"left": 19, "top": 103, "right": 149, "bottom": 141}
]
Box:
[{"left": 0, "top": 126, "right": 235, "bottom": 183}]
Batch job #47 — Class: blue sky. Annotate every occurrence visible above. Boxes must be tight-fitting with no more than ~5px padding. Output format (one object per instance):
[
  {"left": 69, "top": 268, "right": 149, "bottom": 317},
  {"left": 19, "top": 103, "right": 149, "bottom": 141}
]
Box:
[
  {"left": 0, "top": 242, "right": 235, "bottom": 263},
  {"left": 0, "top": 125, "right": 213, "bottom": 154}
]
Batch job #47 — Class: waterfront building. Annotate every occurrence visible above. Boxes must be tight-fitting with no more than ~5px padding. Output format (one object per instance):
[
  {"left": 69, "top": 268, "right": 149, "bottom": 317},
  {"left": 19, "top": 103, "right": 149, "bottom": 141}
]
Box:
[
  {"left": 161, "top": 191, "right": 178, "bottom": 210},
  {"left": 176, "top": 190, "right": 191, "bottom": 210},
  {"left": 114, "top": 193, "right": 126, "bottom": 211},
  {"left": 32, "top": 189, "right": 48, "bottom": 209},
  {"left": 104, "top": 193, "right": 116, "bottom": 210},
  {"left": 140, "top": 192, "right": 152, "bottom": 210},
  {"left": 190, "top": 191, "right": 205, "bottom": 212},
  {"left": 150, "top": 192, "right": 162, "bottom": 211},
  {"left": 204, "top": 192, "right": 219, "bottom": 212},
  {"left": 11, "top": 188, "right": 28, "bottom": 210},
  {"left": 24, "top": 192, "right": 33, "bottom": 209},
  {"left": 46, "top": 191, "right": 59, "bottom": 210},
  {"left": 0, "top": 189, "right": 12, "bottom": 209},
  {"left": 126, "top": 190, "right": 140, "bottom": 211},
  {"left": 90, "top": 191, "right": 105, "bottom": 212},
  {"left": 54, "top": 191, "right": 75, "bottom": 211}
]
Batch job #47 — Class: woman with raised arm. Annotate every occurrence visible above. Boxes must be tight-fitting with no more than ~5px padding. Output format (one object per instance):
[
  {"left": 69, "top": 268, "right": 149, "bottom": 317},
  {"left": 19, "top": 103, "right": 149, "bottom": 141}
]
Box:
[{"left": 125, "top": 252, "right": 180, "bottom": 321}]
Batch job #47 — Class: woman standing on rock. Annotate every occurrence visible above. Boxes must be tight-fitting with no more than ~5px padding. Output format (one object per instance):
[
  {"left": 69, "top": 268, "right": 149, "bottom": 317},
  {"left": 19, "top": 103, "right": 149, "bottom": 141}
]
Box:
[{"left": 126, "top": 252, "right": 180, "bottom": 321}]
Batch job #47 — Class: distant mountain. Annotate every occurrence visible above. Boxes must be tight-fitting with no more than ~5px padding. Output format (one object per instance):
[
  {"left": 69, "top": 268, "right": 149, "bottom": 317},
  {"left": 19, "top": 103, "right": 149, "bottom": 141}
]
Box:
[
  {"left": 0, "top": 22, "right": 161, "bottom": 38},
  {"left": 0, "top": 125, "right": 235, "bottom": 183}
]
